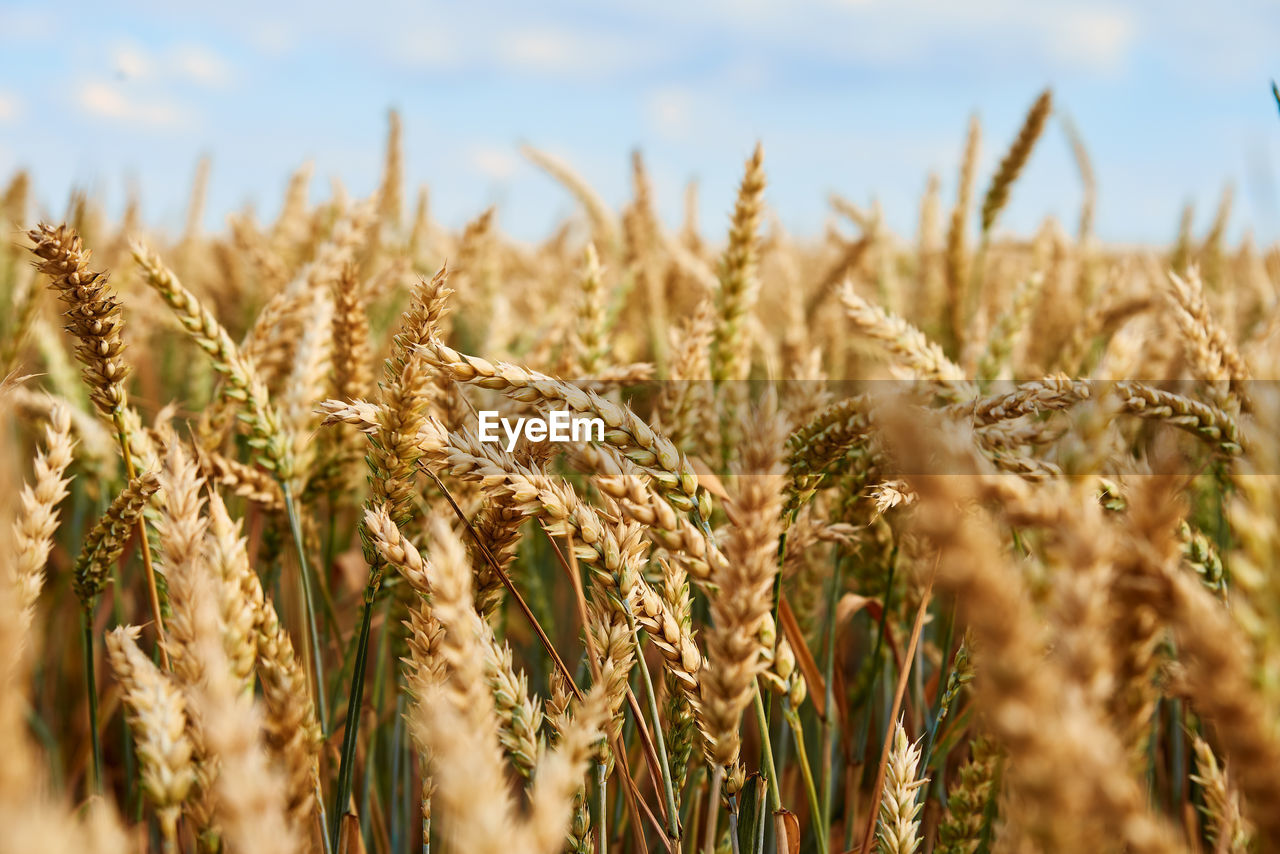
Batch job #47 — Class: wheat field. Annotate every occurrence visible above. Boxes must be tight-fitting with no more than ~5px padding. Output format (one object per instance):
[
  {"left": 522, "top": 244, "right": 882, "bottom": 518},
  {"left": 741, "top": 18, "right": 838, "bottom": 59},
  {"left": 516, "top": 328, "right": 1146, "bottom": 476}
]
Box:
[{"left": 1, "top": 90, "right": 1278, "bottom": 854}]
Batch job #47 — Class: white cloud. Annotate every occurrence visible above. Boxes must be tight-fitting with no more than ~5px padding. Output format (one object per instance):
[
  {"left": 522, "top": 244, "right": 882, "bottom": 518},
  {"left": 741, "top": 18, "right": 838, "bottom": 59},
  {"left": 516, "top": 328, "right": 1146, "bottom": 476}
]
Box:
[
  {"left": 646, "top": 87, "right": 696, "bottom": 141},
  {"left": 499, "top": 28, "right": 589, "bottom": 74},
  {"left": 112, "top": 43, "right": 151, "bottom": 80},
  {"left": 469, "top": 145, "right": 518, "bottom": 180},
  {"left": 387, "top": 21, "right": 654, "bottom": 78},
  {"left": 170, "top": 44, "right": 232, "bottom": 88},
  {"left": 390, "top": 28, "right": 466, "bottom": 70},
  {"left": 635, "top": 0, "right": 1140, "bottom": 76},
  {"left": 1034, "top": 7, "right": 1135, "bottom": 70},
  {"left": 76, "top": 81, "right": 186, "bottom": 127},
  {"left": 110, "top": 41, "right": 232, "bottom": 88},
  {"left": 0, "top": 91, "right": 22, "bottom": 122}
]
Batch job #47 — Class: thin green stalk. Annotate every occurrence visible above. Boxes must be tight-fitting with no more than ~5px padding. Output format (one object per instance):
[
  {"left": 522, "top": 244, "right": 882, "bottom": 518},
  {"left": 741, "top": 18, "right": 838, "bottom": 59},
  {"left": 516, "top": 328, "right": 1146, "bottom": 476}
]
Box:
[
  {"left": 328, "top": 608, "right": 363, "bottom": 734},
  {"left": 113, "top": 412, "right": 168, "bottom": 670},
  {"left": 767, "top": 708, "right": 788, "bottom": 854},
  {"left": 681, "top": 764, "right": 706, "bottom": 837},
  {"left": 317, "top": 775, "right": 334, "bottom": 854},
  {"left": 630, "top": 615, "right": 681, "bottom": 841},
  {"left": 703, "top": 764, "right": 725, "bottom": 854},
  {"left": 1169, "top": 698, "right": 1185, "bottom": 816},
  {"left": 282, "top": 482, "right": 330, "bottom": 732},
  {"left": 728, "top": 794, "right": 742, "bottom": 854},
  {"left": 920, "top": 607, "right": 957, "bottom": 771},
  {"left": 752, "top": 775, "right": 767, "bottom": 854},
  {"left": 360, "top": 596, "right": 393, "bottom": 849},
  {"left": 773, "top": 707, "right": 790, "bottom": 795},
  {"left": 331, "top": 586, "right": 377, "bottom": 851},
  {"left": 687, "top": 769, "right": 705, "bottom": 854},
  {"left": 852, "top": 549, "right": 897, "bottom": 712},
  {"left": 82, "top": 611, "right": 103, "bottom": 795},
  {"left": 783, "top": 705, "right": 826, "bottom": 854},
  {"left": 752, "top": 682, "right": 782, "bottom": 811},
  {"left": 819, "top": 556, "right": 843, "bottom": 843}
]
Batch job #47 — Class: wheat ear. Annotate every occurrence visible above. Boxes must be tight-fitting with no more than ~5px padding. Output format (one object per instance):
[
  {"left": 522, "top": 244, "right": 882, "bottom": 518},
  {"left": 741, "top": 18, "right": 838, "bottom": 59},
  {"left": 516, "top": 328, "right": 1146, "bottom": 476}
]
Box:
[
  {"left": 131, "top": 242, "right": 296, "bottom": 480},
  {"left": 378, "top": 108, "right": 404, "bottom": 231},
  {"left": 10, "top": 399, "right": 74, "bottom": 636},
  {"left": 876, "top": 718, "right": 928, "bottom": 854},
  {"left": 26, "top": 223, "right": 130, "bottom": 419},
  {"left": 935, "top": 735, "right": 999, "bottom": 854},
  {"left": 944, "top": 114, "right": 981, "bottom": 352},
  {"left": 840, "top": 284, "right": 976, "bottom": 401},
  {"left": 417, "top": 339, "right": 709, "bottom": 517},
  {"left": 1191, "top": 734, "right": 1252, "bottom": 853},
  {"left": 73, "top": 471, "right": 161, "bottom": 608},
  {"left": 979, "top": 90, "right": 1052, "bottom": 235},
  {"left": 105, "top": 626, "right": 195, "bottom": 844},
  {"left": 408, "top": 515, "right": 515, "bottom": 854},
  {"left": 697, "top": 405, "right": 786, "bottom": 768},
  {"left": 188, "top": 569, "right": 299, "bottom": 854},
  {"left": 711, "top": 143, "right": 766, "bottom": 384}
]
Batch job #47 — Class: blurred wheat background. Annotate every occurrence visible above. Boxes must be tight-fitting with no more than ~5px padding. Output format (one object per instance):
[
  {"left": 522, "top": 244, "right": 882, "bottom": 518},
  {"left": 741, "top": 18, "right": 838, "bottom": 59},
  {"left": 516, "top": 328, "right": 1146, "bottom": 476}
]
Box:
[{"left": 2, "top": 4, "right": 1280, "bottom": 854}]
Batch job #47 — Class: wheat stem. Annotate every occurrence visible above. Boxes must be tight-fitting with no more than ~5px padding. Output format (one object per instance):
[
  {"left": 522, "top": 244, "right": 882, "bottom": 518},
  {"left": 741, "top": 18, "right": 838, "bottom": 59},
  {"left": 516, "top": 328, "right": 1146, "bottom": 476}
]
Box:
[
  {"left": 82, "top": 611, "right": 103, "bottom": 794},
  {"left": 703, "top": 764, "right": 725, "bottom": 854},
  {"left": 752, "top": 684, "right": 782, "bottom": 813},
  {"left": 783, "top": 704, "right": 825, "bottom": 854},
  {"left": 728, "top": 794, "right": 742, "bottom": 854},
  {"left": 112, "top": 411, "right": 167, "bottom": 669},
  {"left": 630, "top": 614, "right": 681, "bottom": 842},
  {"left": 753, "top": 778, "right": 767, "bottom": 854},
  {"left": 331, "top": 591, "right": 375, "bottom": 852},
  {"left": 819, "top": 555, "right": 843, "bottom": 845},
  {"left": 281, "top": 481, "right": 329, "bottom": 731}
]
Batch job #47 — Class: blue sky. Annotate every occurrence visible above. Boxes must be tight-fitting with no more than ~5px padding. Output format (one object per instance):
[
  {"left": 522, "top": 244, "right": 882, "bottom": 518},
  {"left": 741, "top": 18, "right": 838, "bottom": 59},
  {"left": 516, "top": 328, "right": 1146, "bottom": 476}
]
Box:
[{"left": 1, "top": 1, "right": 1278, "bottom": 245}]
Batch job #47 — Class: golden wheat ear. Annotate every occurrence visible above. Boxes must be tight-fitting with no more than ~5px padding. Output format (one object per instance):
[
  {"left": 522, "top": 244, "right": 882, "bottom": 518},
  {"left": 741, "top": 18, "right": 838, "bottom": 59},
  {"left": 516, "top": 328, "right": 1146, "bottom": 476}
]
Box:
[
  {"left": 131, "top": 241, "right": 297, "bottom": 481},
  {"left": 876, "top": 718, "right": 928, "bottom": 854},
  {"left": 11, "top": 399, "right": 74, "bottom": 636},
  {"left": 407, "top": 515, "right": 517, "bottom": 850},
  {"left": 26, "top": 222, "right": 132, "bottom": 420},
  {"left": 105, "top": 626, "right": 196, "bottom": 844},
  {"left": 711, "top": 142, "right": 766, "bottom": 385},
  {"left": 979, "top": 89, "right": 1052, "bottom": 236},
  {"left": 944, "top": 113, "right": 981, "bottom": 353},
  {"left": 73, "top": 470, "right": 161, "bottom": 609}
]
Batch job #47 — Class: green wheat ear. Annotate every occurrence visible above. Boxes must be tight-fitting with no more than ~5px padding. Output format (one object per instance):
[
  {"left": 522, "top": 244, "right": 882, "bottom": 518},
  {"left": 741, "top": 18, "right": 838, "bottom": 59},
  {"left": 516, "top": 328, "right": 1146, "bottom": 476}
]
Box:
[{"left": 1272, "top": 80, "right": 1280, "bottom": 117}]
